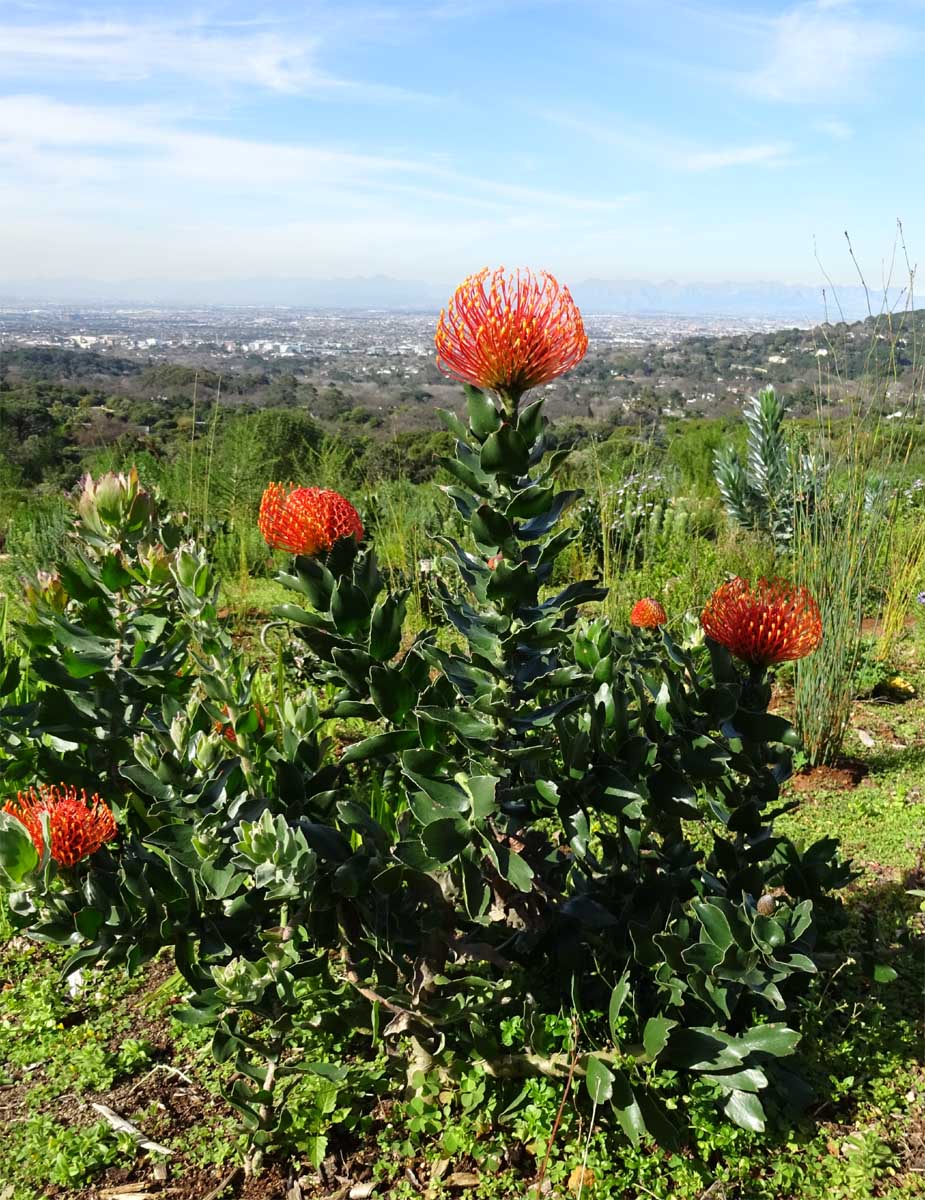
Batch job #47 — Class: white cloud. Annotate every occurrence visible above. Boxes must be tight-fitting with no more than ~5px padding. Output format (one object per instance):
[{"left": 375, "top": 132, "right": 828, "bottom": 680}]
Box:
[
  {"left": 530, "top": 106, "right": 792, "bottom": 172},
  {"left": 683, "top": 143, "right": 792, "bottom": 170},
  {"left": 0, "top": 18, "right": 327, "bottom": 92},
  {"left": 815, "top": 118, "right": 854, "bottom": 140},
  {"left": 0, "top": 95, "right": 637, "bottom": 220},
  {"left": 745, "top": 2, "right": 908, "bottom": 103}
]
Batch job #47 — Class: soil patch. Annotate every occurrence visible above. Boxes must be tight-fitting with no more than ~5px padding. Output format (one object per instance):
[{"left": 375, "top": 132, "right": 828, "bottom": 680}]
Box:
[{"left": 789, "top": 759, "right": 869, "bottom": 793}]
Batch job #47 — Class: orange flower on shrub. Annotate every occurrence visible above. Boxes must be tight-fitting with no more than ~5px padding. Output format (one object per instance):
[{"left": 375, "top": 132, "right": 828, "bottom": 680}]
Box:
[
  {"left": 701, "top": 577, "right": 822, "bottom": 667},
  {"left": 487, "top": 553, "right": 504, "bottom": 570},
  {"left": 3, "top": 784, "right": 117, "bottom": 867},
  {"left": 630, "top": 598, "right": 667, "bottom": 629},
  {"left": 258, "top": 485, "right": 363, "bottom": 557},
  {"left": 435, "top": 268, "right": 588, "bottom": 402}
]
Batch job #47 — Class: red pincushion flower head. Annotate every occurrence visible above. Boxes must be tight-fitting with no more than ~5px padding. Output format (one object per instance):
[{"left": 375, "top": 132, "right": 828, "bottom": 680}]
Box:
[
  {"left": 258, "top": 485, "right": 363, "bottom": 557},
  {"left": 701, "top": 577, "right": 822, "bottom": 668},
  {"left": 3, "top": 784, "right": 116, "bottom": 867},
  {"left": 435, "top": 268, "right": 588, "bottom": 406},
  {"left": 630, "top": 598, "right": 667, "bottom": 629}
]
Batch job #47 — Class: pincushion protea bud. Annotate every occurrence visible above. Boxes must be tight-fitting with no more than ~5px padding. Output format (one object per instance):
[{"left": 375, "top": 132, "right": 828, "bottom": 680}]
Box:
[
  {"left": 630, "top": 598, "right": 667, "bottom": 628},
  {"left": 435, "top": 268, "right": 588, "bottom": 405},
  {"left": 3, "top": 784, "right": 116, "bottom": 867},
  {"left": 258, "top": 484, "right": 363, "bottom": 557},
  {"left": 701, "top": 577, "right": 822, "bottom": 668}
]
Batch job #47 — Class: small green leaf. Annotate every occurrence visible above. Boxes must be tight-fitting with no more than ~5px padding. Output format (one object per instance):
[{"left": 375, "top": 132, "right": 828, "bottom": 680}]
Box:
[
  {"left": 642, "top": 1016, "right": 677, "bottom": 1060},
  {"left": 723, "top": 1089, "right": 766, "bottom": 1132},
  {"left": 609, "top": 974, "right": 631, "bottom": 1042},
  {"left": 611, "top": 1069, "right": 645, "bottom": 1145},
  {"left": 421, "top": 816, "right": 471, "bottom": 861},
  {"left": 480, "top": 424, "right": 530, "bottom": 474},
  {"left": 740, "top": 1023, "right": 800, "bottom": 1057},
  {"left": 873, "top": 964, "right": 898, "bottom": 984},
  {"left": 467, "top": 386, "right": 502, "bottom": 439},
  {"left": 585, "top": 1054, "right": 614, "bottom": 1105},
  {"left": 340, "top": 729, "right": 418, "bottom": 764},
  {"left": 0, "top": 811, "right": 39, "bottom": 882}
]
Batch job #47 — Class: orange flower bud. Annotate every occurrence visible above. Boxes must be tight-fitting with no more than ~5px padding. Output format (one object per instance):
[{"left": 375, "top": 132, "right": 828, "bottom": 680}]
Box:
[{"left": 630, "top": 598, "right": 667, "bottom": 629}]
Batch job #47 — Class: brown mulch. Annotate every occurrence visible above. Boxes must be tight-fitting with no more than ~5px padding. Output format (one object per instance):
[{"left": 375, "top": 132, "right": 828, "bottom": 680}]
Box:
[{"left": 788, "top": 758, "right": 869, "bottom": 793}]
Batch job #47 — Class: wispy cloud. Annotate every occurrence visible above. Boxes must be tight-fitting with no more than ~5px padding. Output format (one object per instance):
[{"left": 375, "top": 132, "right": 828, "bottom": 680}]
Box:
[
  {"left": 0, "top": 12, "right": 431, "bottom": 100},
  {"left": 529, "top": 105, "right": 793, "bottom": 172},
  {"left": 815, "top": 117, "right": 854, "bottom": 140},
  {"left": 744, "top": 1, "right": 909, "bottom": 103},
  {"left": 0, "top": 95, "right": 636, "bottom": 215}
]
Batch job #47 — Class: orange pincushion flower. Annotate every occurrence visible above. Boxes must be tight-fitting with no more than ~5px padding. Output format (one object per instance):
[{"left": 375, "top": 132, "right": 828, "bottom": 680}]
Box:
[
  {"left": 630, "top": 598, "right": 667, "bottom": 629},
  {"left": 435, "top": 268, "right": 588, "bottom": 401},
  {"left": 3, "top": 784, "right": 117, "bottom": 867},
  {"left": 701, "top": 577, "right": 822, "bottom": 668},
  {"left": 258, "top": 485, "right": 363, "bottom": 557}
]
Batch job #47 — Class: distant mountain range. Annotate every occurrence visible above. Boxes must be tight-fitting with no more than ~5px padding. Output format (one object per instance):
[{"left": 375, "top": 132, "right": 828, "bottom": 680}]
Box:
[{"left": 0, "top": 274, "right": 906, "bottom": 321}]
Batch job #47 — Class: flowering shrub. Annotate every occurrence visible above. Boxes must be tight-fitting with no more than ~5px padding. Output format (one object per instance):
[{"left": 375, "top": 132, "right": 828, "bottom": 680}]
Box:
[{"left": 0, "top": 267, "right": 850, "bottom": 1167}]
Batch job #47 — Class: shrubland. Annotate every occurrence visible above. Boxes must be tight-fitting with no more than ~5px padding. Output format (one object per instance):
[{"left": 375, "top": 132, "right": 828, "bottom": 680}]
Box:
[{"left": 0, "top": 269, "right": 923, "bottom": 1199}]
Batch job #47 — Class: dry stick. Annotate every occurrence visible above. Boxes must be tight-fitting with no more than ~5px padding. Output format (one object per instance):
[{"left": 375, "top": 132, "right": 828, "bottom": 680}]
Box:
[{"left": 532, "top": 1020, "right": 580, "bottom": 1198}]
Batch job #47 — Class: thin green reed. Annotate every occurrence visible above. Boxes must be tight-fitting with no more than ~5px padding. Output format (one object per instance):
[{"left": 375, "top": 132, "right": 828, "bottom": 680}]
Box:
[{"left": 793, "top": 257, "right": 922, "bottom": 764}]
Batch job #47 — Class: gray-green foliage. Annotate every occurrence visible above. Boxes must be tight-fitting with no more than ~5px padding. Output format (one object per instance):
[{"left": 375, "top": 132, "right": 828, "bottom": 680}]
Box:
[{"left": 714, "top": 387, "right": 821, "bottom": 547}]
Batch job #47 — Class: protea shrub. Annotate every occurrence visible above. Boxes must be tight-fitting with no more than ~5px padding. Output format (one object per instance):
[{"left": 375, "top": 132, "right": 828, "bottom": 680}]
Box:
[{"left": 0, "top": 268, "right": 849, "bottom": 1169}]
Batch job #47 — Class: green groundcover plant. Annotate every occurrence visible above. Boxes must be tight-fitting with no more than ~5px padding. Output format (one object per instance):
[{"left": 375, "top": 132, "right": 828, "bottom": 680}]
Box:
[{"left": 0, "top": 266, "right": 851, "bottom": 1174}]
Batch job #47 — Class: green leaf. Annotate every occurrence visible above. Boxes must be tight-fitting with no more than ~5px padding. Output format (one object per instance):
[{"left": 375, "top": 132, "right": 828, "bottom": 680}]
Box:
[
  {"left": 330, "top": 578, "right": 371, "bottom": 637},
  {"left": 873, "top": 964, "right": 898, "bottom": 984},
  {"left": 723, "top": 1089, "right": 766, "bottom": 1132},
  {"left": 585, "top": 1054, "right": 614, "bottom": 1104},
  {"left": 436, "top": 407, "right": 469, "bottom": 440},
  {"left": 740, "top": 1023, "right": 800, "bottom": 1057},
  {"left": 694, "top": 901, "right": 735, "bottom": 950},
  {"left": 0, "top": 811, "right": 39, "bottom": 882},
  {"left": 470, "top": 504, "right": 515, "bottom": 550},
  {"left": 369, "top": 593, "right": 407, "bottom": 662},
  {"left": 517, "top": 396, "right": 546, "bottom": 445},
  {"left": 611, "top": 1069, "right": 645, "bottom": 1146},
  {"left": 421, "top": 816, "right": 471, "bottom": 861},
  {"left": 642, "top": 1016, "right": 677, "bottom": 1060},
  {"left": 667, "top": 1028, "right": 745, "bottom": 1071},
  {"left": 636, "top": 1091, "right": 682, "bottom": 1151},
  {"left": 493, "top": 844, "right": 533, "bottom": 893},
  {"left": 609, "top": 975, "right": 631, "bottom": 1043},
  {"left": 415, "top": 706, "right": 495, "bottom": 742},
  {"left": 708, "top": 1067, "right": 768, "bottom": 1093},
  {"left": 480, "top": 424, "right": 530, "bottom": 475},
  {"left": 467, "top": 386, "right": 502, "bottom": 439},
  {"left": 340, "top": 729, "right": 418, "bottom": 764}
]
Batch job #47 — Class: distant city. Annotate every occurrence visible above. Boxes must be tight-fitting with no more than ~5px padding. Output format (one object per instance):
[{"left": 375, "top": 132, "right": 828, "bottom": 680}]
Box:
[{"left": 0, "top": 305, "right": 816, "bottom": 364}]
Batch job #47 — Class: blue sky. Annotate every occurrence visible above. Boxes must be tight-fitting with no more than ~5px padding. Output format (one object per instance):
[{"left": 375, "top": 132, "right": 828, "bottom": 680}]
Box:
[{"left": 0, "top": 0, "right": 920, "bottom": 298}]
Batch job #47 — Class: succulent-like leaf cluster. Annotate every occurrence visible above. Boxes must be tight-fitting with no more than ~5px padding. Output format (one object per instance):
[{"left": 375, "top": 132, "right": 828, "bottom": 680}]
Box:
[{"left": 714, "top": 387, "right": 823, "bottom": 547}]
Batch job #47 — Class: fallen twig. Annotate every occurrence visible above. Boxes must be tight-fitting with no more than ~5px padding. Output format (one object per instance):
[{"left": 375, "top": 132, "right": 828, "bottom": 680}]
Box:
[{"left": 90, "top": 1103, "right": 173, "bottom": 1157}]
